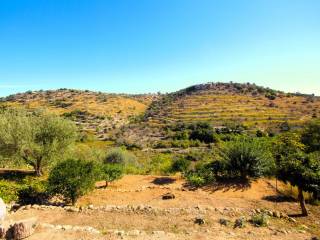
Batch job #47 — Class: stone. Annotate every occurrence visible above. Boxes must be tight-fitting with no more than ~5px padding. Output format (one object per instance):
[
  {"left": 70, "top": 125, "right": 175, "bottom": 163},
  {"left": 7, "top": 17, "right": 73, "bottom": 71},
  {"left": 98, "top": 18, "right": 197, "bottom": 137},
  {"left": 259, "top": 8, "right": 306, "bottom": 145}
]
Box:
[
  {"left": 162, "top": 193, "right": 175, "bottom": 200},
  {"left": 128, "top": 229, "right": 140, "bottom": 236},
  {"left": 65, "top": 206, "right": 80, "bottom": 213},
  {"left": 273, "top": 211, "right": 281, "bottom": 218},
  {"left": 219, "top": 218, "right": 230, "bottom": 226},
  {"left": 288, "top": 217, "right": 297, "bottom": 223},
  {"left": 194, "top": 217, "right": 205, "bottom": 225},
  {"left": 0, "top": 198, "right": 6, "bottom": 222},
  {"left": 9, "top": 217, "right": 38, "bottom": 240},
  {"left": 234, "top": 217, "right": 246, "bottom": 228}
]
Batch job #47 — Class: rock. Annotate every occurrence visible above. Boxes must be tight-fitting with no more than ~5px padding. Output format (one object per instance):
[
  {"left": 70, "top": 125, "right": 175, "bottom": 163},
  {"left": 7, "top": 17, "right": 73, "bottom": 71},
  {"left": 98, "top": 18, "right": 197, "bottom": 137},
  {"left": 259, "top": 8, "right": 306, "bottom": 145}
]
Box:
[
  {"left": 65, "top": 206, "right": 80, "bottom": 213},
  {"left": 152, "top": 231, "right": 165, "bottom": 236},
  {"left": 194, "top": 217, "right": 205, "bottom": 225},
  {"left": 0, "top": 198, "right": 6, "bottom": 221},
  {"left": 288, "top": 217, "right": 297, "bottom": 223},
  {"left": 273, "top": 211, "right": 281, "bottom": 218},
  {"left": 88, "top": 204, "right": 94, "bottom": 210},
  {"left": 234, "top": 217, "right": 246, "bottom": 228},
  {"left": 219, "top": 218, "right": 230, "bottom": 226},
  {"left": 311, "top": 237, "right": 320, "bottom": 240},
  {"left": 8, "top": 218, "right": 38, "bottom": 240},
  {"left": 128, "top": 229, "right": 140, "bottom": 236},
  {"left": 162, "top": 193, "right": 175, "bottom": 200}
]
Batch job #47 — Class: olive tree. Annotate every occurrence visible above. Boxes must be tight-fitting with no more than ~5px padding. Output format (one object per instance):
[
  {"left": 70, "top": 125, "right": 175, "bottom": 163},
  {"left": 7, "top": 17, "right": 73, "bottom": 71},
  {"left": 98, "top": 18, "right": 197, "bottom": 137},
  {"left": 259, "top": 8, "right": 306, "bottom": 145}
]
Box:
[
  {"left": 48, "top": 159, "right": 99, "bottom": 205},
  {"left": 277, "top": 152, "right": 320, "bottom": 216},
  {"left": 0, "top": 109, "right": 77, "bottom": 176}
]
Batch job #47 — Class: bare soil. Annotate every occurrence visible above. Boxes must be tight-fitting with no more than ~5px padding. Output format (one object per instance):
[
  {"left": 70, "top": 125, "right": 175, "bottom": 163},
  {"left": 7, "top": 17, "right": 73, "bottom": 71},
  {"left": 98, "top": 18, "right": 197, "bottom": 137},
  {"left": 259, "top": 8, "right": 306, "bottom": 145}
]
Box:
[{"left": 7, "top": 175, "right": 320, "bottom": 239}]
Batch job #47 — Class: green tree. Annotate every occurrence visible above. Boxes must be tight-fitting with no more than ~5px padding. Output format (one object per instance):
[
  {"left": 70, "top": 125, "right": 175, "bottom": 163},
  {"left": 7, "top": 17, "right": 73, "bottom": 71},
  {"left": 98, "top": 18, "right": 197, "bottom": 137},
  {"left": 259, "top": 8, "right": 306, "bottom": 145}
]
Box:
[
  {"left": 220, "top": 137, "right": 274, "bottom": 180},
  {"left": 0, "top": 109, "right": 77, "bottom": 176},
  {"left": 277, "top": 152, "right": 320, "bottom": 216},
  {"left": 101, "top": 163, "right": 124, "bottom": 187},
  {"left": 48, "top": 159, "right": 99, "bottom": 205},
  {"left": 301, "top": 120, "right": 320, "bottom": 153}
]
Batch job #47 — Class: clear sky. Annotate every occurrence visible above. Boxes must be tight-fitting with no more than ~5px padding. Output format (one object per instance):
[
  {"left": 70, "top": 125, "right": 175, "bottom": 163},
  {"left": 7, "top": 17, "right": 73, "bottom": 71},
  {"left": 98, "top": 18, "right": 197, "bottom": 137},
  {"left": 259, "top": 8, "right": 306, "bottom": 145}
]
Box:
[{"left": 0, "top": 0, "right": 319, "bottom": 97}]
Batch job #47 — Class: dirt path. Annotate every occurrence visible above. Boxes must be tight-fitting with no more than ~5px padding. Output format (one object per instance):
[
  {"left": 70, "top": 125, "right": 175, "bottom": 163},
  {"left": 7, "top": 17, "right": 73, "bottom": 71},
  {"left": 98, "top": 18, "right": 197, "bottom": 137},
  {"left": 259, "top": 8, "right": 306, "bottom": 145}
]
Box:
[{"left": 6, "top": 175, "right": 320, "bottom": 239}]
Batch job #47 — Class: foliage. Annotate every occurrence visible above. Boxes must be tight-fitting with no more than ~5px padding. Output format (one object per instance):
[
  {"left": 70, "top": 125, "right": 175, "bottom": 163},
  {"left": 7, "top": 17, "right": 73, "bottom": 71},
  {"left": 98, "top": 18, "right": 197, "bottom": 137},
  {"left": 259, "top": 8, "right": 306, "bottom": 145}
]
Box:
[
  {"left": 17, "top": 177, "right": 48, "bottom": 205},
  {"left": 100, "top": 163, "right": 124, "bottom": 184},
  {"left": 0, "top": 180, "right": 22, "bottom": 203},
  {"left": 220, "top": 136, "right": 275, "bottom": 179},
  {"left": 104, "top": 148, "right": 136, "bottom": 165},
  {"left": 48, "top": 159, "right": 99, "bottom": 205},
  {"left": 185, "top": 162, "right": 215, "bottom": 187},
  {"left": 250, "top": 213, "right": 269, "bottom": 227},
  {"left": 301, "top": 120, "right": 320, "bottom": 153},
  {"left": 0, "top": 109, "right": 78, "bottom": 176},
  {"left": 170, "top": 157, "right": 191, "bottom": 173},
  {"left": 147, "top": 154, "right": 173, "bottom": 175},
  {"left": 189, "top": 122, "right": 215, "bottom": 143}
]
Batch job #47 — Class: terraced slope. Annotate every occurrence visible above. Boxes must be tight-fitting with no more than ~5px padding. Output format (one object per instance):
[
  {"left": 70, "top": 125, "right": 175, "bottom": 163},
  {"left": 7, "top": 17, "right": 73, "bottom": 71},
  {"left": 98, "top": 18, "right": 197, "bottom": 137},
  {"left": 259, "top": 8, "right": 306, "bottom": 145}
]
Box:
[
  {"left": 0, "top": 89, "right": 157, "bottom": 138},
  {"left": 145, "top": 82, "right": 320, "bottom": 129}
]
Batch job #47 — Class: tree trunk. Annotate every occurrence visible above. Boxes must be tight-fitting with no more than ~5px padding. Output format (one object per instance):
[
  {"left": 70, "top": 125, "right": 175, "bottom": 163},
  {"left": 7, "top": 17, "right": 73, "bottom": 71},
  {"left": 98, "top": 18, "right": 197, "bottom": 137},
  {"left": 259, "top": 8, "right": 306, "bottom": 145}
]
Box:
[
  {"left": 298, "top": 187, "right": 308, "bottom": 216},
  {"left": 35, "top": 158, "right": 42, "bottom": 176},
  {"left": 35, "top": 166, "right": 42, "bottom": 177},
  {"left": 104, "top": 181, "right": 109, "bottom": 188}
]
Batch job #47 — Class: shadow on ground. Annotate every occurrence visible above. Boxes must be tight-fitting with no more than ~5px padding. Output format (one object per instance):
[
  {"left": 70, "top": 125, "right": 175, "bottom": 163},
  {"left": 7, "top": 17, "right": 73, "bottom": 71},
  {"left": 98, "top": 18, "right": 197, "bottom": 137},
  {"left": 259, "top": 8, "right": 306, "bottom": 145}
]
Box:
[
  {"left": 183, "top": 178, "right": 252, "bottom": 192},
  {"left": 262, "top": 195, "right": 296, "bottom": 203},
  {"left": 151, "top": 177, "right": 176, "bottom": 185}
]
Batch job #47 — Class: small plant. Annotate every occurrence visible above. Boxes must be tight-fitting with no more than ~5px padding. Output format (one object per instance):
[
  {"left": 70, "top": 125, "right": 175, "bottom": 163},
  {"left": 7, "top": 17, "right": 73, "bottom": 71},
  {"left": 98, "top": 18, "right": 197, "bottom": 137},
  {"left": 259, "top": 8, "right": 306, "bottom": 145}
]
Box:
[
  {"left": 251, "top": 213, "right": 269, "bottom": 227},
  {"left": 170, "top": 158, "right": 191, "bottom": 173},
  {"left": 48, "top": 159, "right": 99, "bottom": 205},
  {"left": 101, "top": 163, "right": 124, "bottom": 187},
  {"left": 234, "top": 217, "right": 246, "bottom": 228}
]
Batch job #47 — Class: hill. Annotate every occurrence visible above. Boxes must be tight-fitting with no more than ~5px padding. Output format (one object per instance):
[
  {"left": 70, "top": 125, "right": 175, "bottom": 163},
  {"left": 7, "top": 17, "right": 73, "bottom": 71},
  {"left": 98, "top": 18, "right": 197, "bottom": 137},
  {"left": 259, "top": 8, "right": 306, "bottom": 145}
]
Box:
[
  {"left": 145, "top": 82, "right": 320, "bottom": 130},
  {"left": 1, "top": 82, "right": 319, "bottom": 145},
  {"left": 0, "top": 89, "right": 158, "bottom": 139}
]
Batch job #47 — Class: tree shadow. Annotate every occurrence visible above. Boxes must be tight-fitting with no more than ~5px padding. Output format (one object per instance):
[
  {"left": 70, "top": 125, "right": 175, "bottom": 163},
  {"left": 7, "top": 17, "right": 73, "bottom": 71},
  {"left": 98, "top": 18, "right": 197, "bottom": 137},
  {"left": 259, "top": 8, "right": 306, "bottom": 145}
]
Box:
[
  {"left": 151, "top": 177, "right": 176, "bottom": 185},
  {"left": 184, "top": 178, "right": 252, "bottom": 192},
  {"left": 0, "top": 169, "right": 35, "bottom": 182},
  {"left": 262, "top": 195, "right": 296, "bottom": 203}
]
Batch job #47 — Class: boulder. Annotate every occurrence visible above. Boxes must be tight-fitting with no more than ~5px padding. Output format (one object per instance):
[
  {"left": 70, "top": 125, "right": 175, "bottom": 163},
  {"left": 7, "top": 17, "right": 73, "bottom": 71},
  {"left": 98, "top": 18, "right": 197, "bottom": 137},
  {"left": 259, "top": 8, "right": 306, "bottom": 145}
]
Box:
[
  {"left": 7, "top": 218, "right": 38, "bottom": 240},
  {"left": 162, "top": 193, "right": 175, "bottom": 200},
  {"left": 194, "top": 217, "right": 205, "bottom": 225},
  {"left": 0, "top": 198, "right": 6, "bottom": 222}
]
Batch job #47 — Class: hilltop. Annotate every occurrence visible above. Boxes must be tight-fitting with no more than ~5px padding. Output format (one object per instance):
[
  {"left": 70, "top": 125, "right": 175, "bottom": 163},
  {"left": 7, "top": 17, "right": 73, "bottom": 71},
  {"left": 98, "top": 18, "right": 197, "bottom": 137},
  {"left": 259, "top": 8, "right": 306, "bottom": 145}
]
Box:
[
  {"left": 145, "top": 82, "right": 319, "bottom": 128},
  {"left": 1, "top": 82, "right": 319, "bottom": 145}
]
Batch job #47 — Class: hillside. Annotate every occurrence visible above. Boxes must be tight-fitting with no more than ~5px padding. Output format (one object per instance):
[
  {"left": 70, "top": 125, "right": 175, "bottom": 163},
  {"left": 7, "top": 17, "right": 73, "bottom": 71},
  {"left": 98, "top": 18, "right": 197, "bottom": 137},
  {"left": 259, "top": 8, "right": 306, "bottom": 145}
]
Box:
[
  {"left": 145, "top": 82, "right": 320, "bottom": 130},
  {"left": 1, "top": 82, "right": 319, "bottom": 144},
  {"left": 0, "top": 89, "right": 158, "bottom": 139}
]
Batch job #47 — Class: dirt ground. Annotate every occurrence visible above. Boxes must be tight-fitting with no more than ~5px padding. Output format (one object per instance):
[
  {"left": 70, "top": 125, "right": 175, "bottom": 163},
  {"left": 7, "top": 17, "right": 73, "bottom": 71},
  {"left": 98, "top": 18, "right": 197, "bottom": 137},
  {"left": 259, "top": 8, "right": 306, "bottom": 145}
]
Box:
[{"left": 6, "top": 175, "right": 320, "bottom": 239}]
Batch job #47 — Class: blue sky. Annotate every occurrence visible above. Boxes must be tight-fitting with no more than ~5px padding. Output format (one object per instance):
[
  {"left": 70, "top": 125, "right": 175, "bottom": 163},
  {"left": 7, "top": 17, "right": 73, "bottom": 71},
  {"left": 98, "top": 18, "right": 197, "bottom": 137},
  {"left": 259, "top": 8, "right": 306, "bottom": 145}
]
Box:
[{"left": 0, "top": 0, "right": 319, "bottom": 96}]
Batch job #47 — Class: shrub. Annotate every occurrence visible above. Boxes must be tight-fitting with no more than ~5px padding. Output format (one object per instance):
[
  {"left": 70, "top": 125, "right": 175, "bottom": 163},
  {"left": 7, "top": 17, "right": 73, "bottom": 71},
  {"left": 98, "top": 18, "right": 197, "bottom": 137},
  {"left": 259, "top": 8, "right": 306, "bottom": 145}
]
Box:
[
  {"left": 0, "top": 180, "right": 21, "bottom": 203},
  {"left": 170, "top": 158, "right": 191, "bottom": 173},
  {"left": 101, "top": 163, "right": 124, "bottom": 187},
  {"left": 185, "top": 163, "right": 215, "bottom": 187},
  {"left": 148, "top": 154, "right": 173, "bottom": 175},
  {"left": 251, "top": 213, "right": 269, "bottom": 227},
  {"left": 17, "top": 179, "right": 48, "bottom": 205},
  {"left": 220, "top": 137, "right": 274, "bottom": 180},
  {"left": 104, "top": 148, "right": 136, "bottom": 165},
  {"left": 48, "top": 159, "right": 99, "bottom": 205}
]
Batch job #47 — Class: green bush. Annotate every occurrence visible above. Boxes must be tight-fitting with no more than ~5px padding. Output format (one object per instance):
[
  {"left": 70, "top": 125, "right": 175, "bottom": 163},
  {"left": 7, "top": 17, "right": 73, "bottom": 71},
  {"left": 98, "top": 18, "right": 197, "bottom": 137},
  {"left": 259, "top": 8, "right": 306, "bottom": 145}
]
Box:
[
  {"left": 170, "top": 158, "right": 191, "bottom": 173},
  {"left": 48, "top": 159, "right": 99, "bottom": 205},
  {"left": 185, "top": 163, "right": 215, "bottom": 187},
  {"left": 105, "top": 148, "right": 136, "bottom": 165},
  {"left": 101, "top": 163, "right": 124, "bottom": 187},
  {"left": 148, "top": 154, "right": 173, "bottom": 175},
  {"left": 251, "top": 213, "right": 269, "bottom": 227},
  {"left": 17, "top": 179, "right": 48, "bottom": 205},
  {"left": 220, "top": 136, "right": 274, "bottom": 179},
  {"left": 0, "top": 180, "right": 21, "bottom": 203}
]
